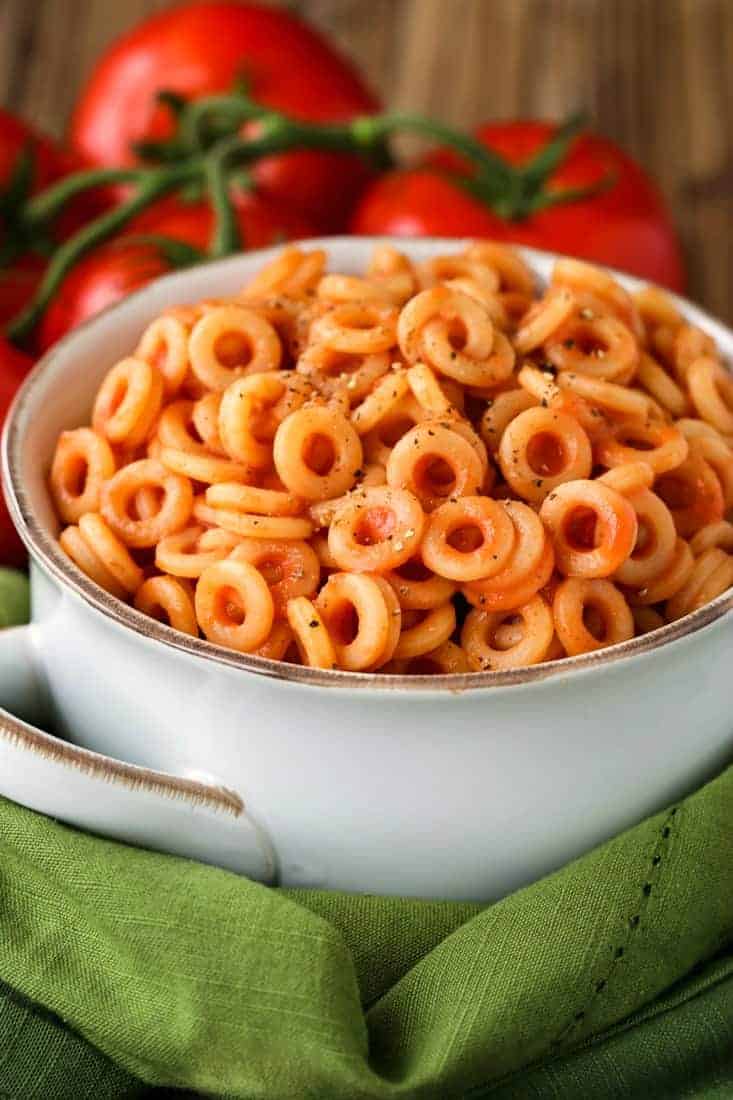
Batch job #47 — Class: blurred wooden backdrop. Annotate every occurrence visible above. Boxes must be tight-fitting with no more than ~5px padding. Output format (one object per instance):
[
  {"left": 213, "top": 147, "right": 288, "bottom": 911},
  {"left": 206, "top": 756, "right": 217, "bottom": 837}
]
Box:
[{"left": 0, "top": 0, "right": 731, "bottom": 319}]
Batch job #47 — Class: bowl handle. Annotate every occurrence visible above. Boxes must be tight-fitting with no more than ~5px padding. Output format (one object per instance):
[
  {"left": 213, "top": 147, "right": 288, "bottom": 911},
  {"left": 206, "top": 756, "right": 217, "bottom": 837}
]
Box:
[
  {"left": 0, "top": 624, "right": 49, "bottom": 726},
  {"left": 0, "top": 699, "right": 276, "bottom": 882}
]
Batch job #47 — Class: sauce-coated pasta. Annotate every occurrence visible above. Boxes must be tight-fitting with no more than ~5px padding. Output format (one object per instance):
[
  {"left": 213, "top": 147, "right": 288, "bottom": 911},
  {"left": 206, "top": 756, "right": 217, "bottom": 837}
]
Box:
[{"left": 50, "top": 243, "right": 733, "bottom": 673}]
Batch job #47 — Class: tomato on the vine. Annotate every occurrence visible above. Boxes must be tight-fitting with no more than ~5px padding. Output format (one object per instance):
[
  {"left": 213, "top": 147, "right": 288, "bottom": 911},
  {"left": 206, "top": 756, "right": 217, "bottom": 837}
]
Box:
[
  {"left": 0, "top": 336, "right": 34, "bottom": 566},
  {"left": 69, "top": 2, "right": 380, "bottom": 231},
  {"left": 37, "top": 190, "right": 314, "bottom": 352},
  {"left": 129, "top": 189, "right": 314, "bottom": 252},
  {"left": 352, "top": 121, "right": 685, "bottom": 290}
]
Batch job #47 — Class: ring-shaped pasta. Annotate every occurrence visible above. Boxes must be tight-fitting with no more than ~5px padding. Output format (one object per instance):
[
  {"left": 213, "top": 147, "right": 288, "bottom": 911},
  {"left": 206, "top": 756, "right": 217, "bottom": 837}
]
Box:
[
  {"left": 595, "top": 420, "right": 689, "bottom": 475},
  {"left": 393, "top": 602, "right": 456, "bottom": 661},
  {"left": 398, "top": 286, "right": 505, "bottom": 388},
  {"left": 189, "top": 305, "right": 282, "bottom": 390},
  {"left": 514, "top": 286, "right": 576, "bottom": 352},
  {"left": 555, "top": 372, "right": 651, "bottom": 422},
  {"left": 361, "top": 393, "right": 428, "bottom": 466},
  {"left": 297, "top": 344, "right": 390, "bottom": 404},
  {"left": 77, "top": 512, "right": 143, "bottom": 594},
  {"left": 136, "top": 315, "right": 190, "bottom": 396},
  {"left": 480, "top": 390, "right": 537, "bottom": 452},
  {"left": 241, "top": 246, "right": 326, "bottom": 298},
  {"left": 310, "top": 302, "right": 399, "bottom": 355},
  {"left": 386, "top": 422, "right": 483, "bottom": 510},
  {"left": 50, "top": 428, "right": 116, "bottom": 524},
  {"left": 462, "top": 533, "right": 554, "bottom": 612},
  {"left": 134, "top": 574, "right": 198, "bottom": 636},
  {"left": 155, "top": 525, "right": 241, "bottom": 578},
  {"left": 155, "top": 400, "right": 208, "bottom": 455},
  {"left": 421, "top": 497, "right": 515, "bottom": 581},
  {"left": 465, "top": 242, "right": 535, "bottom": 297},
  {"left": 229, "top": 538, "right": 320, "bottom": 618},
  {"left": 315, "top": 572, "right": 400, "bottom": 671},
  {"left": 632, "top": 607, "right": 666, "bottom": 635},
  {"left": 539, "top": 479, "right": 638, "bottom": 578},
  {"left": 691, "top": 435, "right": 733, "bottom": 508},
  {"left": 654, "top": 446, "right": 725, "bottom": 536},
  {"left": 307, "top": 466, "right": 386, "bottom": 530},
  {"left": 195, "top": 558, "right": 274, "bottom": 652},
  {"left": 612, "top": 490, "right": 676, "bottom": 587},
  {"left": 385, "top": 555, "right": 456, "bottom": 610},
  {"left": 351, "top": 371, "right": 411, "bottom": 436},
  {"left": 421, "top": 319, "right": 515, "bottom": 389},
  {"left": 205, "top": 482, "right": 303, "bottom": 516},
  {"left": 416, "top": 254, "right": 500, "bottom": 293},
  {"left": 218, "top": 370, "right": 312, "bottom": 467},
  {"left": 687, "top": 357, "right": 733, "bottom": 434},
  {"left": 442, "top": 277, "right": 508, "bottom": 329},
  {"left": 598, "top": 462, "right": 655, "bottom": 496},
  {"left": 461, "top": 596, "right": 554, "bottom": 670},
  {"left": 406, "top": 362, "right": 459, "bottom": 418},
  {"left": 59, "top": 524, "right": 127, "bottom": 599},
  {"left": 273, "top": 405, "right": 363, "bottom": 501},
  {"left": 666, "top": 547, "right": 733, "bottom": 621},
  {"left": 254, "top": 621, "right": 297, "bottom": 662},
  {"left": 101, "top": 459, "right": 193, "bottom": 548},
  {"left": 328, "top": 485, "right": 424, "bottom": 573},
  {"left": 634, "top": 286, "right": 683, "bottom": 334},
  {"left": 461, "top": 500, "right": 544, "bottom": 595},
  {"left": 92, "top": 357, "right": 164, "bottom": 447},
  {"left": 498, "top": 407, "right": 592, "bottom": 503},
  {"left": 689, "top": 521, "right": 733, "bottom": 556},
  {"left": 636, "top": 353, "right": 688, "bottom": 418},
  {"left": 627, "top": 537, "right": 694, "bottom": 606},
  {"left": 545, "top": 315, "right": 638, "bottom": 382},
  {"left": 316, "top": 273, "right": 400, "bottom": 304},
  {"left": 387, "top": 640, "right": 471, "bottom": 676},
  {"left": 286, "top": 597, "right": 336, "bottom": 669},
  {"left": 672, "top": 325, "right": 717, "bottom": 380},
  {"left": 191, "top": 393, "right": 225, "bottom": 455},
  {"left": 159, "top": 447, "right": 252, "bottom": 485},
  {"left": 553, "top": 578, "right": 634, "bottom": 656},
  {"left": 211, "top": 510, "right": 313, "bottom": 540},
  {"left": 552, "top": 257, "right": 642, "bottom": 338}
]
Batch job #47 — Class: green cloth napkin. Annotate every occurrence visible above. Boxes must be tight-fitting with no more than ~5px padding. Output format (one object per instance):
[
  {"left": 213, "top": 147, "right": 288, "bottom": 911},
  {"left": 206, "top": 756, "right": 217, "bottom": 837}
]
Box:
[
  {"left": 1, "top": 570, "right": 732, "bottom": 1098},
  {"left": 0, "top": 568, "right": 29, "bottom": 629},
  {"left": 0, "top": 767, "right": 732, "bottom": 1099}
]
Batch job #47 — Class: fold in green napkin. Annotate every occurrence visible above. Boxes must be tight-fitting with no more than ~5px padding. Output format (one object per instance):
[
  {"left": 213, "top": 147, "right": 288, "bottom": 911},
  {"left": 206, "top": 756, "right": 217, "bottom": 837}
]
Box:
[
  {"left": 0, "top": 572, "right": 732, "bottom": 1098},
  {"left": 0, "top": 763, "right": 731, "bottom": 1099}
]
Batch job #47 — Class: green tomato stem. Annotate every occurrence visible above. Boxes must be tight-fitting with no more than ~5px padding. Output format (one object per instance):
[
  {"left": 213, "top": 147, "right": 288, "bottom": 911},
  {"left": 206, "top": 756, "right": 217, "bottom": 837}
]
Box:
[
  {"left": 8, "top": 163, "right": 202, "bottom": 341},
  {"left": 23, "top": 167, "right": 149, "bottom": 227}
]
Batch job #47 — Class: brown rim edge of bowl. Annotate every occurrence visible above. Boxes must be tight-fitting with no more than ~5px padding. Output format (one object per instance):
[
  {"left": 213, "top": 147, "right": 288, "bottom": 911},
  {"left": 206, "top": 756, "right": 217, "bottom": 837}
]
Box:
[
  {"left": 3, "top": 241, "right": 733, "bottom": 694},
  {"left": 0, "top": 706, "right": 244, "bottom": 816}
]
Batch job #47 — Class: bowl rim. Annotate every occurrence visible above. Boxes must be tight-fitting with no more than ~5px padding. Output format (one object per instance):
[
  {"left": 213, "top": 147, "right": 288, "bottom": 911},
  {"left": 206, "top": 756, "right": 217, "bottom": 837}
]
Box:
[{"left": 3, "top": 235, "right": 732, "bottom": 693}]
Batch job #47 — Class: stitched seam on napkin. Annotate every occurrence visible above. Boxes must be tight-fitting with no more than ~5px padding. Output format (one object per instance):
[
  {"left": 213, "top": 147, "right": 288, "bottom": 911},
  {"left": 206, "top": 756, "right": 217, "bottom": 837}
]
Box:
[{"left": 549, "top": 803, "right": 679, "bottom": 1049}]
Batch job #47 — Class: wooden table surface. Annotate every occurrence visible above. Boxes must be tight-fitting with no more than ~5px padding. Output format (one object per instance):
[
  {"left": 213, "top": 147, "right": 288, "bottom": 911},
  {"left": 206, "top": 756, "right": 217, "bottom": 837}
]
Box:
[{"left": 1, "top": 0, "right": 731, "bottom": 320}]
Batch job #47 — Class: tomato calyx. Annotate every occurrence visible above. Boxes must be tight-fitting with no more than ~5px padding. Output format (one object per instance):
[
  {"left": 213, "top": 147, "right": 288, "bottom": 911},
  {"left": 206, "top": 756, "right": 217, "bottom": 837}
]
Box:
[{"left": 457, "top": 113, "right": 616, "bottom": 220}]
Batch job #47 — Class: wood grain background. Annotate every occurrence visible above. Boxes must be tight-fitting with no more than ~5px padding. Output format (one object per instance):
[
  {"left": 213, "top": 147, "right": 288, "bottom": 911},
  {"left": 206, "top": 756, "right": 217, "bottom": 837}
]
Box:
[{"left": 0, "top": 0, "right": 731, "bottom": 319}]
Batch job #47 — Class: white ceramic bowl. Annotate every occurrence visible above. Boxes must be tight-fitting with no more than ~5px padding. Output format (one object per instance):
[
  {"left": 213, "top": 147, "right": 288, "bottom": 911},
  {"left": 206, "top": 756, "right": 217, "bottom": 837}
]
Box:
[{"left": 2, "top": 237, "right": 732, "bottom": 901}]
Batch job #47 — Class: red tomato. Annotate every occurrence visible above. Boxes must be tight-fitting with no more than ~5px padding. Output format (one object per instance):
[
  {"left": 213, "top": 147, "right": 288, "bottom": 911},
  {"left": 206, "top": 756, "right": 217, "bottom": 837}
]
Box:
[
  {"left": 0, "top": 256, "right": 45, "bottom": 330},
  {"left": 352, "top": 121, "right": 685, "bottom": 290},
  {"left": 0, "top": 107, "right": 88, "bottom": 247},
  {"left": 0, "top": 107, "right": 69, "bottom": 203},
  {"left": 38, "top": 190, "right": 314, "bottom": 351},
  {"left": 69, "top": 2, "right": 380, "bottom": 231},
  {"left": 129, "top": 189, "right": 314, "bottom": 251},
  {"left": 0, "top": 336, "right": 34, "bottom": 567},
  {"left": 37, "top": 240, "right": 174, "bottom": 353}
]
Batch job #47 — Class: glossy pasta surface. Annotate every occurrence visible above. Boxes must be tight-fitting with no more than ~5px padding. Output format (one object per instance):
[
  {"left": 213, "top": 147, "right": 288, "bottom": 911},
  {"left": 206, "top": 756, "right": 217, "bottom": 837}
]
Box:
[{"left": 49, "top": 244, "right": 733, "bottom": 674}]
